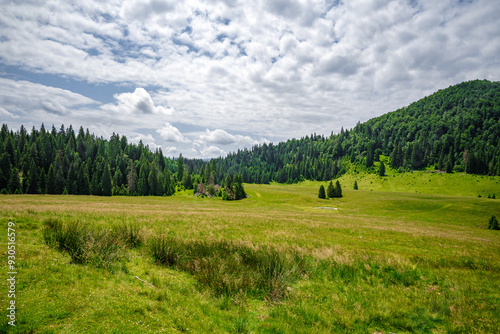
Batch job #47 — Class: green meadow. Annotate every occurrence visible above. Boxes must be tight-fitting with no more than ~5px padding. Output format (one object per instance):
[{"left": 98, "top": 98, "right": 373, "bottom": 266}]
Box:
[{"left": 1, "top": 173, "right": 500, "bottom": 333}]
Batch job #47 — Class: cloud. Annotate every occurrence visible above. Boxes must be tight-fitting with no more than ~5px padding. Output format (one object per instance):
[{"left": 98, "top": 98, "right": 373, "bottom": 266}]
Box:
[
  {"left": 156, "top": 122, "right": 188, "bottom": 143},
  {"left": 0, "top": 78, "right": 96, "bottom": 117},
  {"left": 199, "top": 128, "right": 259, "bottom": 146},
  {"left": 103, "top": 88, "right": 173, "bottom": 115},
  {"left": 0, "top": 107, "right": 18, "bottom": 119}
]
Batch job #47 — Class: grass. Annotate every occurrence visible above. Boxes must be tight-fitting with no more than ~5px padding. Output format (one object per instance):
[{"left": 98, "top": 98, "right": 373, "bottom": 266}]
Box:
[{"left": 0, "top": 174, "right": 499, "bottom": 333}]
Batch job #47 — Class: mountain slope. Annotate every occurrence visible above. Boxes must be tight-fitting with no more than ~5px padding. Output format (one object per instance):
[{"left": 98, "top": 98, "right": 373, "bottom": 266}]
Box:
[{"left": 208, "top": 80, "right": 500, "bottom": 184}]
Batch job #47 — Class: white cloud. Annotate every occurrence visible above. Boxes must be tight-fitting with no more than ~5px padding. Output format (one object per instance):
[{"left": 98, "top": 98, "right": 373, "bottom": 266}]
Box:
[
  {"left": 0, "top": 78, "right": 96, "bottom": 117},
  {"left": 103, "top": 88, "right": 173, "bottom": 115},
  {"left": 156, "top": 122, "right": 188, "bottom": 143},
  {"left": 198, "top": 128, "right": 258, "bottom": 146}
]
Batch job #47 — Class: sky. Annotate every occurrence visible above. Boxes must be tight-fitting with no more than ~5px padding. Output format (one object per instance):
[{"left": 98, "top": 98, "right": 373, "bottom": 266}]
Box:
[{"left": 0, "top": 0, "right": 499, "bottom": 159}]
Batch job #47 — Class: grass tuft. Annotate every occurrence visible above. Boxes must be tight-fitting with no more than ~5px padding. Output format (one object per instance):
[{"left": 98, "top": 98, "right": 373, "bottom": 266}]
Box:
[
  {"left": 149, "top": 236, "right": 307, "bottom": 301},
  {"left": 43, "top": 219, "right": 127, "bottom": 269}
]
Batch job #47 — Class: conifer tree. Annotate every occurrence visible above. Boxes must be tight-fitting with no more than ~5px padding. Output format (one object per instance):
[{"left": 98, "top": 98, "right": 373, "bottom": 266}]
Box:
[
  {"left": 148, "top": 163, "right": 159, "bottom": 196},
  {"left": 91, "top": 171, "right": 101, "bottom": 195},
  {"left": 78, "top": 163, "right": 91, "bottom": 195},
  {"left": 318, "top": 185, "right": 326, "bottom": 199},
  {"left": 101, "top": 163, "right": 112, "bottom": 196},
  {"left": 177, "top": 153, "right": 184, "bottom": 182},
  {"left": 379, "top": 161, "right": 386, "bottom": 177},
  {"left": 8, "top": 167, "right": 21, "bottom": 194},
  {"left": 327, "top": 181, "right": 335, "bottom": 198},
  {"left": 354, "top": 180, "right": 358, "bottom": 190},
  {"left": 233, "top": 174, "right": 246, "bottom": 200},
  {"left": 489, "top": 215, "right": 499, "bottom": 230},
  {"left": 0, "top": 152, "right": 11, "bottom": 190},
  {"left": 138, "top": 164, "right": 149, "bottom": 196},
  {"left": 163, "top": 167, "right": 175, "bottom": 196},
  {"left": 26, "top": 161, "right": 40, "bottom": 194},
  {"left": 334, "top": 180, "right": 342, "bottom": 198},
  {"left": 127, "top": 160, "right": 136, "bottom": 195},
  {"left": 46, "top": 164, "right": 58, "bottom": 195}
]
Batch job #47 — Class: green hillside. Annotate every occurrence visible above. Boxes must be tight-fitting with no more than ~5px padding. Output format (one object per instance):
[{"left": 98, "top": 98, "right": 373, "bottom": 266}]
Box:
[{"left": 211, "top": 79, "right": 500, "bottom": 183}]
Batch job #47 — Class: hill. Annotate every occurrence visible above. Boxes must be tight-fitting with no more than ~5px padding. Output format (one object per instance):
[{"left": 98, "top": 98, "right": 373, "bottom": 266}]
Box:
[{"left": 210, "top": 79, "right": 500, "bottom": 183}]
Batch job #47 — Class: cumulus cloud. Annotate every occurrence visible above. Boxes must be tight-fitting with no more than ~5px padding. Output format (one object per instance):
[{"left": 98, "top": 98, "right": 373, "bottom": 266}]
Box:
[
  {"left": 198, "top": 128, "right": 259, "bottom": 146},
  {"left": 103, "top": 88, "right": 173, "bottom": 115},
  {"left": 156, "top": 122, "right": 188, "bottom": 143}
]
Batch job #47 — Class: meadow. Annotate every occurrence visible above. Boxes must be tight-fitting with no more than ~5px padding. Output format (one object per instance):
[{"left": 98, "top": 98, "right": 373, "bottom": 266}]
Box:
[{"left": 1, "top": 172, "right": 499, "bottom": 333}]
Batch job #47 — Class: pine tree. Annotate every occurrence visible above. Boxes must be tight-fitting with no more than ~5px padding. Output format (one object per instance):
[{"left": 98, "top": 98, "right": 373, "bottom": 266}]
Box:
[
  {"left": 233, "top": 174, "right": 246, "bottom": 200},
  {"left": 46, "top": 164, "right": 58, "bottom": 195},
  {"left": 334, "top": 180, "right": 342, "bottom": 198},
  {"left": 163, "top": 167, "right": 174, "bottom": 196},
  {"left": 8, "top": 167, "right": 21, "bottom": 194},
  {"left": 327, "top": 181, "right": 335, "bottom": 198},
  {"left": 127, "top": 160, "right": 136, "bottom": 195},
  {"left": 148, "top": 163, "right": 159, "bottom": 196},
  {"left": 366, "top": 144, "right": 374, "bottom": 168},
  {"left": 26, "top": 161, "right": 40, "bottom": 194},
  {"left": 176, "top": 154, "right": 184, "bottom": 182},
  {"left": 353, "top": 180, "right": 358, "bottom": 190},
  {"left": 379, "top": 161, "right": 386, "bottom": 177},
  {"left": 318, "top": 185, "right": 326, "bottom": 199},
  {"left": 91, "top": 171, "right": 101, "bottom": 195},
  {"left": 0, "top": 152, "right": 11, "bottom": 190},
  {"left": 488, "top": 215, "right": 499, "bottom": 230},
  {"left": 101, "top": 163, "right": 112, "bottom": 196},
  {"left": 78, "top": 163, "right": 91, "bottom": 195}
]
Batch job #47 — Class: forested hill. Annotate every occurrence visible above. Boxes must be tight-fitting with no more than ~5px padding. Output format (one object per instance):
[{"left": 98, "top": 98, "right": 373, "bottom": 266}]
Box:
[
  {"left": 210, "top": 79, "right": 500, "bottom": 183},
  {"left": 0, "top": 79, "right": 499, "bottom": 196}
]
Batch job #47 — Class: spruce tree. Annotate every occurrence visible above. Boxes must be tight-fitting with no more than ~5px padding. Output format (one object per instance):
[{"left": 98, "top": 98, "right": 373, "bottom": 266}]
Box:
[
  {"left": 26, "top": 161, "right": 40, "bottom": 194},
  {"left": 379, "top": 161, "right": 386, "bottom": 177},
  {"left": 101, "top": 163, "right": 112, "bottom": 196},
  {"left": 489, "top": 215, "right": 499, "bottom": 230},
  {"left": 327, "top": 181, "right": 335, "bottom": 198},
  {"left": 46, "top": 164, "right": 58, "bottom": 195},
  {"left": 8, "top": 167, "right": 21, "bottom": 194},
  {"left": 148, "top": 163, "right": 159, "bottom": 196},
  {"left": 176, "top": 153, "right": 184, "bottom": 182},
  {"left": 335, "top": 180, "right": 342, "bottom": 198},
  {"left": 127, "top": 160, "right": 136, "bottom": 195},
  {"left": 318, "top": 185, "right": 326, "bottom": 199},
  {"left": 78, "top": 163, "right": 91, "bottom": 195},
  {"left": 354, "top": 180, "right": 358, "bottom": 190}
]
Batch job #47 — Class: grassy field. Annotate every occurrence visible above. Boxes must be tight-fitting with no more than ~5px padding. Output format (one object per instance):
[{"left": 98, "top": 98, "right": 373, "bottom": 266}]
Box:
[{"left": 1, "top": 174, "right": 499, "bottom": 333}]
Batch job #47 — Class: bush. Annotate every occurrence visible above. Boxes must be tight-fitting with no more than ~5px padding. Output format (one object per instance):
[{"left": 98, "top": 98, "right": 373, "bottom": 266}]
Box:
[{"left": 488, "top": 215, "right": 499, "bottom": 230}]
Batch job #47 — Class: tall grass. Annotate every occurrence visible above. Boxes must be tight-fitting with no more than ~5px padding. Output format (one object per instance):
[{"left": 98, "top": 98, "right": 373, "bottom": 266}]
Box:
[
  {"left": 149, "top": 236, "right": 309, "bottom": 301},
  {"left": 43, "top": 219, "right": 143, "bottom": 268}
]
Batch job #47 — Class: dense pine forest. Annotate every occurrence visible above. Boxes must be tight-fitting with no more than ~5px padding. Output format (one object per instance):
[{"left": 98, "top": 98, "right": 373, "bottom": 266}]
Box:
[
  {"left": 212, "top": 79, "right": 500, "bottom": 183},
  {"left": 0, "top": 79, "right": 499, "bottom": 196}
]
